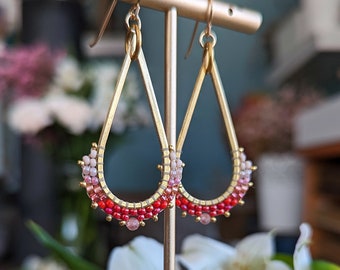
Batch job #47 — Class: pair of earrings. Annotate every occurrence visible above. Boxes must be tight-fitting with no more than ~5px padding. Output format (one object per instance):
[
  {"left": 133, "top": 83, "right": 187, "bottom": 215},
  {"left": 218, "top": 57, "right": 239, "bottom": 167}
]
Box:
[{"left": 78, "top": 3, "right": 256, "bottom": 231}]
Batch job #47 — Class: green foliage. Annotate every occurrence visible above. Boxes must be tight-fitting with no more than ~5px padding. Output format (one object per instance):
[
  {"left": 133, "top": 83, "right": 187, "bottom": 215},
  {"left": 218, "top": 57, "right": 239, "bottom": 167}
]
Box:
[
  {"left": 26, "top": 220, "right": 102, "bottom": 270},
  {"left": 272, "top": 253, "right": 294, "bottom": 268},
  {"left": 312, "top": 260, "right": 340, "bottom": 270}
]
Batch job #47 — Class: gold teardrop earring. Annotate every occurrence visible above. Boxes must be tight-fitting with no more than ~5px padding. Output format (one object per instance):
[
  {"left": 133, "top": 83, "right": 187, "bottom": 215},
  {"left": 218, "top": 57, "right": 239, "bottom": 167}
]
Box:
[
  {"left": 175, "top": 0, "right": 256, "bottom": 225},
  {"left": 78, "top": 3, "right": 182, "bottom": 231}
]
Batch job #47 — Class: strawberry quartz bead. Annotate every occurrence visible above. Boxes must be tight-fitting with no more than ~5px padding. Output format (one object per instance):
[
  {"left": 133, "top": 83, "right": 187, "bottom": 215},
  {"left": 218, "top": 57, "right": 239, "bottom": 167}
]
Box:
[
  {"left": 126, "top": 217, "right": 140, "bottom": 231},
  {"left": 200, "top": 213, "right": 211, "bottom": 225}
]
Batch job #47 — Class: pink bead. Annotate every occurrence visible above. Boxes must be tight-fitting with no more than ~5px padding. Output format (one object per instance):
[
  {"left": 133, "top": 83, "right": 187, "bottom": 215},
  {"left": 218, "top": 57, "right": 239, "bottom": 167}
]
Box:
[
  {"left": 84, "top": 176, "right": 91, "bottom": 183},
  {"left": 200, "top": 213, "right": 211, "bottom": 225},
  {"left": 168, "top": 179, "right": 175, "bottom": 186},
  {"left": 91, "top": 177, "right": 99, "bottom": 185},
  {"left": 126, "top": 217, "right": 140, "bottom": 231}
]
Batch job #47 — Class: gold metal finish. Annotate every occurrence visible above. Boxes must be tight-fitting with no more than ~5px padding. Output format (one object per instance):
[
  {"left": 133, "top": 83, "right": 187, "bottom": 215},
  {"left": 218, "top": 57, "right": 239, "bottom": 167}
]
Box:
[
  {"left": 120, "top": 0, "right": 262, "bottom": 34},
  {"left": 176, "top": 30, "right": 247, "bottom": 208},
  {"left": 164, "top": 7, "right": 177, "bottom": 270},
  {"left": 90, "top": 0, "right": 118, "bottom": 47},
  {"left": 81, "top": 7, "right": 178, "bottom": 229}
]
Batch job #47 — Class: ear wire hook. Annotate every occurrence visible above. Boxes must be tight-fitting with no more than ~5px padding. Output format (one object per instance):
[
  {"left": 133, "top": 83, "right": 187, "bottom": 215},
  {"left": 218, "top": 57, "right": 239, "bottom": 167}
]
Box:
[
  {"left": 184, "top": 0, "right": 213, "bottom": 59},
  {"left": 89, "top": 0, "right": 118, "bottom": 48}
]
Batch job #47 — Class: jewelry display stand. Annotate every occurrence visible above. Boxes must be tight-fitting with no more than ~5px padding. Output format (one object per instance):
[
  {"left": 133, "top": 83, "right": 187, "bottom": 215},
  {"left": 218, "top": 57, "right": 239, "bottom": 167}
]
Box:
[{"left": 87, "top": 1, "right": 262, "bottom": 269}]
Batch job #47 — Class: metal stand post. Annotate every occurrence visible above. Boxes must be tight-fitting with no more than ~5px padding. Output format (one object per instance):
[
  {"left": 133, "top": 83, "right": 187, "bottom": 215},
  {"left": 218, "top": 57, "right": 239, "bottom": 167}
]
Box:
[{"left": 164, "top": 7, "right": 177, "bottom": 270}]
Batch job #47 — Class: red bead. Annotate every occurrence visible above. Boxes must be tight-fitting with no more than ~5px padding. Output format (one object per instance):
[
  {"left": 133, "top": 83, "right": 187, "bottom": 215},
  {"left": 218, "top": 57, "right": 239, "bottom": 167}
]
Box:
[
  {"left": 181, "top": 198, "right": 189, "bottom": 205},
  {"left": 195, "top": 210, "right": 202, "bottom": 216},
  {"left": 217, "top": 209, "right": 224, "bottom": 215},
  {"left": 195, "top": 205, "right": 202, "bottom": 211},
  {"left": 121, "top": 208, "right": 129, "bottom": 215},
  {"left": 210, "top": 211, "right": 217, "bottom": 217},
  {"left": 146, "top": 206, "right": 154, "bottom": 212},
  {"left": 153, "top": 200, "right": 161, "bottom": 208},
  {"left": 98, "top": 201, "right": 106, "bottom": 209},
  {"left": 202, "top": 206, "right": 210, "bottom": 212},
  {"left": 160, "top": 201, "right": 168, "bottom": 209},
  {"left": 129, "top": 209, "right": 138, "bottom": 216},
  {"left": 114, "top": 205, "right": 121, "bottom": 212},
  {"left": 188, "top": 209, "right": 195, "bottom": 216},
  {"left": 145, "top": 212, "right": 153, "bottom": 219},
  {"left": 137, "top": 215, "right": 145, "bottom": 221},
  {"left": 188, "top": 203, "right": 195, "bottom": 210},
  {"left": 217, "top": 203, "right": 225, "bottom": 209},
  {"left": 138, "top": 208, "right": 146, "bottom": 215},
  {"left": 113, "top": 212, "right": 121, "bottom": 220},
  {"left": 122, "top": 215, "right": 129, "bottom": 221},
  {"left": 106, "top": 199, "right": 114, "bottom": 208},
  {"left": 224, "top": 197, "right": 232, "bottom": 206},
  {"left": 230, "top": 199, "right": 238, "bottom": 206},
  {"left": 176, "top": 199, "right": 182, "bottom": 206},
  {"left": 210, "top": 205, "right": 217, "bottom": 211},
  {"left": 181, "top": 205, "right": 188, "bottom": 211}
]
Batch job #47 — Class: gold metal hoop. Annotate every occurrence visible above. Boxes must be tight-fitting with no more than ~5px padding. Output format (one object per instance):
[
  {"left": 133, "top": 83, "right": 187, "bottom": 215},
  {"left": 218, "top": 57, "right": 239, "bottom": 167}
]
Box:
[
  {"left": 176, "top": 32, "right": 256, "bottom": 225},
  {"left": 79, "top": 7, "right": 182, "bottom": 231}
]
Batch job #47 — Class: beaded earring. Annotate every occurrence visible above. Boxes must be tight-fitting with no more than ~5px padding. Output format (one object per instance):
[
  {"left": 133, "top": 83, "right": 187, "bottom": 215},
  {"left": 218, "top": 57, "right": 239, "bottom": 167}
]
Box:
[
  {"left": 78, "top": 4, "right": 182, "bottom": 231},
  {"left": 175, "top": 0, "right": 256, "bottom": 225}
]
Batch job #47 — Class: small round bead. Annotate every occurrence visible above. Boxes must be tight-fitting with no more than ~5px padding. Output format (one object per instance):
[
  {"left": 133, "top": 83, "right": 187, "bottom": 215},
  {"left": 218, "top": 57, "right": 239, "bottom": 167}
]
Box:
[{"left": 126, "top": 217, "right": 140, "bottom": 231}]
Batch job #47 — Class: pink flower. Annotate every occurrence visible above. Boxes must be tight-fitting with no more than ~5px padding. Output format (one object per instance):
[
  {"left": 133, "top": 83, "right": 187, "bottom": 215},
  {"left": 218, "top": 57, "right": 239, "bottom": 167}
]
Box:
[{"left": 0, "top": 44, "right": 58, "bottom": 100}]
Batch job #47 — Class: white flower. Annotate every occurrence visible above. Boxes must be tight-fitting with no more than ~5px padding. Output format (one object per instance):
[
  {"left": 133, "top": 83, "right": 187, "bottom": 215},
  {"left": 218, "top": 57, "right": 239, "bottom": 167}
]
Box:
[
  {"left": 7, "top": 98, "right": 52, "bottom": 134},
  {"left": 178, "top": 233, "right": 291, "bottom": 270},
  {"left": 54, "top": 57, "right": 85, "bottom": 91},
  {"left": 293, "top": 223, "right": 312, "bottom": 270},
  {"left": 44, "top": 94, "right": 92, "bottom": 135},
  {"left": 22, "top": 255, "right": 67, "bottom": 270},
  {"left": 107, "top": 236, "right": 174, "bottom": 270},
  {"left": 178, "top": 234, "right": 236, "bottom": 270}
]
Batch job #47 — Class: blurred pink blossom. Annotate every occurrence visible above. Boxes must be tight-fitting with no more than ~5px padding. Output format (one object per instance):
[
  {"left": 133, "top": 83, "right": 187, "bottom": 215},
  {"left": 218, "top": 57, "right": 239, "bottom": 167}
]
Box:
[{"left": 0, "top": 44, "right": 58, "bottom": 100}]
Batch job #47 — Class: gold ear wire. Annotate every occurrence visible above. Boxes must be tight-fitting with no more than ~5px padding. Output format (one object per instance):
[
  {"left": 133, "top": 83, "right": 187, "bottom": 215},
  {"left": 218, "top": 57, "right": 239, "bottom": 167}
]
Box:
[
  {"left": 89, "top": 0, "right": 118, "bottom": 48},
  {"left": 184, "top": 0, "right": 213, "bottom": 59}
]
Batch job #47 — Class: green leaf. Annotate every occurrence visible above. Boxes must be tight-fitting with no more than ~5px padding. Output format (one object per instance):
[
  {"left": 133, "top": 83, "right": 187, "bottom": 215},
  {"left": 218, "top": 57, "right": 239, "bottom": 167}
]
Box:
[
  {"left": 272, "top": 253, "right": 294, "bottom": 268},
  {"left": 312, "top": 260, "right": 340, "bottom": 270},
  {"left": 26, "top": 220, "right": 102, "bottom": 270}
]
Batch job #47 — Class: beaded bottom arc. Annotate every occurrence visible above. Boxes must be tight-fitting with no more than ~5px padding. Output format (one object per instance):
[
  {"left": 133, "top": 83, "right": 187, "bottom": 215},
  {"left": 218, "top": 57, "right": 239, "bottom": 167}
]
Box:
[
  {"left": 79, "top": 143, "right": 183, "bottom": 231},
  {"left": 176, "top": 148, "right": 256, "bottom": 225}
]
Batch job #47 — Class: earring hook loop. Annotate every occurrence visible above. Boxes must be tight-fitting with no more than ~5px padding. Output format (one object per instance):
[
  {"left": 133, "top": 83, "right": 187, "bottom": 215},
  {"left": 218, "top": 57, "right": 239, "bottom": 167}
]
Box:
[
  {"left": 89, "top": 0, "right": 118, "bottom": 48},
  {"left": 184, "top": 0, "right": 214, "bottom": 59}
]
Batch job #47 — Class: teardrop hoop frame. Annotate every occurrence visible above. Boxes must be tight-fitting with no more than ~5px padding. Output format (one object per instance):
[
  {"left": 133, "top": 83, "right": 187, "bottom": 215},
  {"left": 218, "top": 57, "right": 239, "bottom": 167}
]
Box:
[
  {"left": 79, "top": 7, "right": 183, "bottom": 231},
  {"left": 175, "top": 30, "right": 256, "bottom": 225}
]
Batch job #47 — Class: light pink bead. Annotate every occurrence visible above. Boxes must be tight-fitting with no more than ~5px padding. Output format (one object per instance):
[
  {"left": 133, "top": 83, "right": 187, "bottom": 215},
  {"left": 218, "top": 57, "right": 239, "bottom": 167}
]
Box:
[
  {"left": 90, "top": 158, "right": 97, "bottom": 167},
  {"left": 171, "top": 160, "right": 177, "bottom": 170},
  {"left": 126, "top": 217, "right": 140, "bottom": 231},
  {"left": 170, "top": 152, "right": 176, "bottom": 160},
  {"left": 90, "top": 149, "right": 97, "bottom": 158},
  {"left": 82, "top": 155, "right": 90, "bottom": 165},
  {"left": 200, "top": 213, "right": 211, "bottom": 225},
  {"left": 82, "top": 166, "right": 90, "bottom": 175},
  {"left": 89, "top": 167, "right": 97, "bottom": 177}
]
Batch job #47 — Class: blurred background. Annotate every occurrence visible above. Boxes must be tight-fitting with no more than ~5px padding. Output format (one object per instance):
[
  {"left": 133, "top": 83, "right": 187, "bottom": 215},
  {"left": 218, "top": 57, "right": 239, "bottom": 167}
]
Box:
[{"left": 0, "top": 0, "right": 339, "bottom": 269}]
